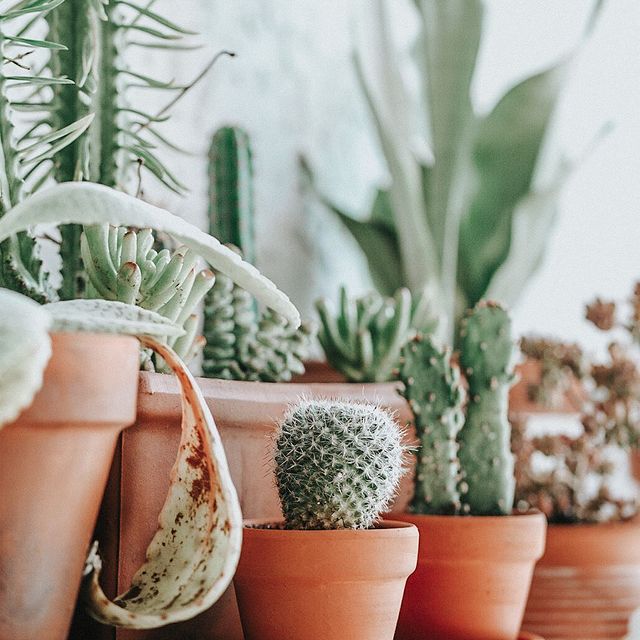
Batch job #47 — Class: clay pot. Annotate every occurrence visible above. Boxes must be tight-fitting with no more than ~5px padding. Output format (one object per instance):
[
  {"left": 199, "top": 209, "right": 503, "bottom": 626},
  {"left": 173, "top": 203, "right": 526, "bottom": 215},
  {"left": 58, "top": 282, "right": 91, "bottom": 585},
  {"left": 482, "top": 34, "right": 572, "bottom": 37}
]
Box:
[
  {"left": 632, "top": 448, "right": 640, "bottom": 482},
  {"left": 71, "top": 371, "right": 413, "bottom": 640},
  {"left": 0, "top": 333, "right": 139, "bottom": 640},
  {"left": 522, "top": 519, "right": 640, "bottom": 639},
  {"left": 393, "top": 511, "right": 547, "bottom": 640},
  {"left": 234, "top": 519, "right": 418, "bottom": 640}
]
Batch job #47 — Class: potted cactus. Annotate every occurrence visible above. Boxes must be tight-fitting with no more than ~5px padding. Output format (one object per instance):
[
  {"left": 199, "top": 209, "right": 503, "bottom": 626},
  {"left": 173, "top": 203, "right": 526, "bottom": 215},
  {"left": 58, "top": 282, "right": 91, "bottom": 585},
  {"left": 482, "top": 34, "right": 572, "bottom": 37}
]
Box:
[
  {"left": 233, "top": 399, "right": 418, "bottom": 640},
  {"left": 516, "top": 288, "right": 640, "bottom": 640},
  {"left": 393, "top": 301, "right": 547, "bottom": 640}
]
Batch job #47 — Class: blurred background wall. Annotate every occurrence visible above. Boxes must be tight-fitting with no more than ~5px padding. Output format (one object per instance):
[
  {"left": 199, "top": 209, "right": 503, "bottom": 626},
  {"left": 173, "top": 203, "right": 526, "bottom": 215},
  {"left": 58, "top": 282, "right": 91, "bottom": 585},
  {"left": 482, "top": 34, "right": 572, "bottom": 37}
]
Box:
[{"left": 136, "top": 0, "right": 640, "bottom": 352}]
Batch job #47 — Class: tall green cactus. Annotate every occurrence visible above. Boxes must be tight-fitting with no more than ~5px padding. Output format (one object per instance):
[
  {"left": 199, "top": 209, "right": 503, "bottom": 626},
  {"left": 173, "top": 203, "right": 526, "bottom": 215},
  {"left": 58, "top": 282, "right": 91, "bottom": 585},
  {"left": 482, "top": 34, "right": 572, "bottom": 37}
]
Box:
[
  {"left": 208, "top": 126, "right": 255, "bottom": 264},
  {"left": 457, "top": 301, "right": 516, "bottom": 515},
  {"left": 398, "top": 335, "right": 465, "bottom": 514},
  {"left": 275, "top": 399, "right": 406, "bottom": 529},
  {"left": 397, "top": 300, "right": 517, "bottom": 517},
  {"left": 315, "top": 286, "right": 436, "bottom": 382}
]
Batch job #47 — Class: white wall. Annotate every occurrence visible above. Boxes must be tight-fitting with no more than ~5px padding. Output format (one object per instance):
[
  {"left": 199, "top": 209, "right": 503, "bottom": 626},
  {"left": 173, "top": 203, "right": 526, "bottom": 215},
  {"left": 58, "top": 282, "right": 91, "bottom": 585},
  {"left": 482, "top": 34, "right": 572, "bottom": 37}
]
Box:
[{"left": 141, "top": 0, "right": 640, "bottom": 356}]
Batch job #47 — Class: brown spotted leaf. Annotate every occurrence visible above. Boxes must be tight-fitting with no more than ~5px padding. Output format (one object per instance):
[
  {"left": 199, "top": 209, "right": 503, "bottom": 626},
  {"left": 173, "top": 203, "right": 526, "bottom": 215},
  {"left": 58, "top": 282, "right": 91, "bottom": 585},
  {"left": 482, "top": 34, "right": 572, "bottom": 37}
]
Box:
[{"left": 82, "top": 336, "right": 242, "bottom": 628}]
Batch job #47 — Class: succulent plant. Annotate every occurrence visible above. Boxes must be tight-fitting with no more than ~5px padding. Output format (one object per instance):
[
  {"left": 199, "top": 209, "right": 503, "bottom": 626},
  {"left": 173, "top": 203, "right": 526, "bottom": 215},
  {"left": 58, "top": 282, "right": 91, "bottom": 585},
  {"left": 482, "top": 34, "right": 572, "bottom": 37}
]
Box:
[
  {"left": 304, "top": 0, "right": 604, "bottom": 343},
  {"left": 457, "top": 301, "right": 517, "bottom": 515},
  {"left": 398, "top": 334, "right": 465, "bottom": 514},
  {"left": 202, "top": 268, "right": 313, "bottom": 382},
  {"left": 274, "top": 399, "right": 406, "bottom": 530},
  {"left": 398, "top": 300, "right": 517, "bottom": 517},
  {"left": 208, "top": 126, "right": 255, "bottom": 264},
  {"left": 81, "top": 225, "right": 214, "bottom": 367},
  {"left": 315, "top": 285, "right": 437, "bottom": 382}
]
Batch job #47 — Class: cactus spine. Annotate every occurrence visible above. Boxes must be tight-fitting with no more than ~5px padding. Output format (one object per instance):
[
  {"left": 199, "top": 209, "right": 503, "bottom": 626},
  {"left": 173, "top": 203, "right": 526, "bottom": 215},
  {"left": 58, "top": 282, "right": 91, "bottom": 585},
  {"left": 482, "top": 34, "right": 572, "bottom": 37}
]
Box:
[
  {"left": 275, "top": 399, "right": 406, "bottom": 530},
  {"left": 398, "top": 300, "right": 517, "bottom": 517},
  {"left": 398, "top": 335, "right": 465, "bottom": 514},
  {"left": 457, "top": 301, "right": 516, "bottom": 515},
  {"left": 208, "top": 126, "right": 255, "bottom": 264},
  {"left": 316, "top": 286, "right": 436, "bottom": 382}
]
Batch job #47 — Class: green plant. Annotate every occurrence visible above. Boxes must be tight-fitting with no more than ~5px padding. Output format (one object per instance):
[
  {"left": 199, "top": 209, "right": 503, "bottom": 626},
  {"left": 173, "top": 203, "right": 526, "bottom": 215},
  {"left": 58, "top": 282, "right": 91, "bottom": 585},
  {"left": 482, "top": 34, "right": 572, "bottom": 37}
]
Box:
[
  {"left": 202, "top": 268, "right": 314, "bottom": 381},
  {"left": 274, "top": 399, "right": 406, "bottom": 529},
  {"left": 208, "top": 126, "right": 255, "bottom": 264},
  {"left": 304, "top": 0, "right": 604, "bottom": 343},
  {"left": 398, "top": 300, "right": 517, "bottom": 516},
  {"left": 315, "top": 285, "right": 436, "bottom": 382}
]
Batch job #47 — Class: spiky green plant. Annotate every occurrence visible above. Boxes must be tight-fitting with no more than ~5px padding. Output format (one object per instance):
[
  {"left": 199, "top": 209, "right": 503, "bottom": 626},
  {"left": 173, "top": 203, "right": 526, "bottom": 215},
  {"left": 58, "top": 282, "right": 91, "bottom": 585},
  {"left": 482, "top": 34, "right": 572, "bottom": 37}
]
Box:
[
  {"left": 208, "top": 126, "right": 255, "bottom": 264},
  {"left": 398, "top": 334, "right": 465, "bottom": 514},
  {"left": 457, "top": 301, "right": 517, "bottom": 515},
  {"left": 0, "top": 0, "right": 95, "bottom": 301},
  {"left": 81, "top": 225, "right": 214, "bottom": 365},
  {"left": 305, "top": 0, "right": 605, "bottom": 343},
  {"left": 315, "top": 285, "right": 436, "bottom": 382},
  {"left": 202, "top": 268, "right": 313, "bottom": 382},
  {"left": 275, "top": 399, "right": 406, "bottom": 529},
  {"left": 398, "top": 300, "right": 517, "bottom": 516}
]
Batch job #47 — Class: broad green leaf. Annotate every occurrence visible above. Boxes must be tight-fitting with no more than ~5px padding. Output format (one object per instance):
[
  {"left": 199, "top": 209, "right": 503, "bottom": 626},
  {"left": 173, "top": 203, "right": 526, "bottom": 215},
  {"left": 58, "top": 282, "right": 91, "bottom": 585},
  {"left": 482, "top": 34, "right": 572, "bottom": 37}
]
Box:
[
  {"left": 83, "top": 336, "right": 242, "bottom": 628},
  {"left": 45, "top": 299, "right": 185, "bottom": 337},
  {"left": 0, "top": 288, "right": 51, "bottom": 429},
  {"left": 486, "top": 163, "right": 572, "bottom": 305},
  {"left": 458, "top": 60, "right": 568, "bottom": 307},
  {"left": 0, "top": 182, "right": 300, "bottom": 326}
]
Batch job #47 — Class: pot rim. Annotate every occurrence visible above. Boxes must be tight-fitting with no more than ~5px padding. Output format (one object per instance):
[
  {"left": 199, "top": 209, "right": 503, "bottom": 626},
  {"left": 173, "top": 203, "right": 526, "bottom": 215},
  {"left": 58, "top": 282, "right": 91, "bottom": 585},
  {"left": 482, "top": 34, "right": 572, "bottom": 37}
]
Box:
[{"left": 242, "top": 518, "right": 417, "bottom": 536}]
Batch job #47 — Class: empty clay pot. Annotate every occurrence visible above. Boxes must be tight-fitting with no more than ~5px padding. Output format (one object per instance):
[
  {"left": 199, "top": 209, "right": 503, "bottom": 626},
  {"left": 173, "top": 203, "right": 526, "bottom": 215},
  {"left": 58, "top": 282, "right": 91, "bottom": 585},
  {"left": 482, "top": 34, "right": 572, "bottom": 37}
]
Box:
[
  {"left": 522, "top": 518, "right": 640, "bottom": 639},
  {"left": 0, "top": 333, "right": 139, "bottom": 640},
  {"left": 234, "top": 519, "right": 419, "bottom": 640},
  {"left": 393, "top": 511, "right": 547, "bottom": 640}
]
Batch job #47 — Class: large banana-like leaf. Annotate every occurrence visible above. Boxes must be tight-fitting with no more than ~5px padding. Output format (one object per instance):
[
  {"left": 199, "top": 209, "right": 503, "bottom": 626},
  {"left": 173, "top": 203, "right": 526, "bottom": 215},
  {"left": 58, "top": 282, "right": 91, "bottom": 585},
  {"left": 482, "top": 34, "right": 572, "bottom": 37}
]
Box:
[
  {"left": 83, "top": 336, "right": 242, "bottom": 628},
  {"left": 0, "top": 182, "right": 300, "bottom": 326},
  {"left": 457, "top": 61, "right": 569, "bottom": 307},
  {"left": 0, "top": 288, "right": 51, "bottom": 428}
]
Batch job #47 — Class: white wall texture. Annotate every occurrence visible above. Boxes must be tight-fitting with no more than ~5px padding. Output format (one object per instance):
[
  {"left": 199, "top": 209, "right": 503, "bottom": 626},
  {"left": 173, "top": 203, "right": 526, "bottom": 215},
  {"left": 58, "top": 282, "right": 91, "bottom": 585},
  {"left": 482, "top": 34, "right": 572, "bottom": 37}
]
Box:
[{"left": 138, "top": 0, "right": 640, "bottom": 357}]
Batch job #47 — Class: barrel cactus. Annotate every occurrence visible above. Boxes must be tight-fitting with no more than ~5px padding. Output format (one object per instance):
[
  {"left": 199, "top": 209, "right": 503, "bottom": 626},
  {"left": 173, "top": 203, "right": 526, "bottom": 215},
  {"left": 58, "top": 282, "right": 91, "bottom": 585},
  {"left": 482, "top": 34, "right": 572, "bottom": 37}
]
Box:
[
  {"left": 275, "top": 399, "right": 406, "bottom": 529},
  {"left": 315, "top": 286, "right": 436, "bottom": 382},
  {"left": 398, "top": 300, "right": 517, "bottom": 516}
]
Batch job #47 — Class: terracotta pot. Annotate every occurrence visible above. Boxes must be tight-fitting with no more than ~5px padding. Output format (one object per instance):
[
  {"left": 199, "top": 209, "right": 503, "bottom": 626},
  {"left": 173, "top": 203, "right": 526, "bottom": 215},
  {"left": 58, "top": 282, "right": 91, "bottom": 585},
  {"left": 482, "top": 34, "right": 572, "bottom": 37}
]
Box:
[
  {"left": 71, "top": 371, "right": 413, "bottom": 640},
  {"left": 0, "top": 333, "right": 139, "bottom": 640},
  {"left": 393, "top": 511, "right": 547, "bottom": 640},
  {"left": 522, "top": 519, "right": 640, "bottom": 639},
  {"left": 632, "top": 448, "right": 640, "bottom": 482},
  {"left": 234, "top": 519, "right": 418, "bottom": 640}
]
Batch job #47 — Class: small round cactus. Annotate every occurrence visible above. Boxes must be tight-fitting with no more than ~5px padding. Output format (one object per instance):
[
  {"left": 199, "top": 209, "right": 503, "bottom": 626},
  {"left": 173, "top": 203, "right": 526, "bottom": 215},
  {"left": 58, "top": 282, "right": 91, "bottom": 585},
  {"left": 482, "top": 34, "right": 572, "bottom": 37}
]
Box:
[{"left": 274, "top": 399, "right": 406, "bottom": 530}]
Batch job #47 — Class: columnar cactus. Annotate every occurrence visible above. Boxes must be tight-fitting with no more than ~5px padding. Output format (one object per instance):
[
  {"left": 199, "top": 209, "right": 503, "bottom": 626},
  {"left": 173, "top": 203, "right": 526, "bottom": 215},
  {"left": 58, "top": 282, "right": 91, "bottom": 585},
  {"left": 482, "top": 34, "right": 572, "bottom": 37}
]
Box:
[
  {"left": 316, "top": 286, "right": 436, "bottom": 382},
  {"left": 397, "top": 300, "right": 517, "bottom": 517},
  {"left": 202, "top": 269, "right": 313, "bottom": 381},
  {"left": 275, "top": 399, "right": 406, "bottom": 530},
  {"left": 457, "top": 301, "right": 517, "bottom": 515},
  {"left": 398, "top": 335, "right": 465, "bottom": 515},
  {"left": 81, "top": 225, "right": 214, "bottom": 366},
  {"left": 208, "top": 126, "right": 255, "bottom": 264}
]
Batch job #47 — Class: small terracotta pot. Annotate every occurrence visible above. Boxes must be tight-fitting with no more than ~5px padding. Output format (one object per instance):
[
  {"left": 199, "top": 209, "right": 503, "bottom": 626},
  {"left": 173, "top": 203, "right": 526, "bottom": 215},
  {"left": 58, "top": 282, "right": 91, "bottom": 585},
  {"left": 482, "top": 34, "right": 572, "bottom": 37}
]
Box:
[
  {"left": 393, "top": 511, "right": 547, "bottom": 640},
  {"left": 632, "top": 448, "right": 640, "bottom": 482},
  {"left": 522, "top": 518, "right": 640, "bottom": 639},
  {"left": 234, "top": 519, "right": 419, "bottom": 640},
  {"left": 0, "top": 333, "right": 139, "bottom": 640}
]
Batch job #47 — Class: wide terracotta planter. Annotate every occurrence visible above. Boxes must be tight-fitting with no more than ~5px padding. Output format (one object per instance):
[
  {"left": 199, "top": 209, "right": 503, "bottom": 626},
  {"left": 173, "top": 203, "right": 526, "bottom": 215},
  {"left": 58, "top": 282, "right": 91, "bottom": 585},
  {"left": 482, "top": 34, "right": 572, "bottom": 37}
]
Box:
[
  {"left": 234, "top": 519, "right": 418, "bottom": 640},
  {"left": 0, "top": 333, "right": 139, "bottom": 640},
  {"left": 522, "top": 519, "right": 640, "bottom": 639},
  {"left": 393, "top": 511, "right": 547, "bottom": 640},
  {"left": 71, "top": 371, "right": 413, "bottom": 640}
]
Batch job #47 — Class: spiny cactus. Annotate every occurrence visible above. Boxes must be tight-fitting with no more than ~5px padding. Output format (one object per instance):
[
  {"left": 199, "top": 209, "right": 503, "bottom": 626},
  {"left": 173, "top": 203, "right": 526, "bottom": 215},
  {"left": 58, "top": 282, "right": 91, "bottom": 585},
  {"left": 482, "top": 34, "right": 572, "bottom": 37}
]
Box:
[
  {"left": 398, "top": 335, "right": 465, "bottom": 515},
  {"left": 457, "top": 301, "right": 517, "bottom": 515},
  {"left": 208, "top": 126, "right": 255, "bottom": 264},
  {"left": 202, "top": 268, "right": 313, "bottom": 381},
  {"left": 315, "top": 286, "right": 436, "bottom": 382},
  {"left": 81, "top": 225, "right": 214, "bottom": 367},
  {"left": 397, "top": 300, "right": 517, "bottom": 517},
  {"left": 275, "top": 399, "right": 406, "bottom": 530}
]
